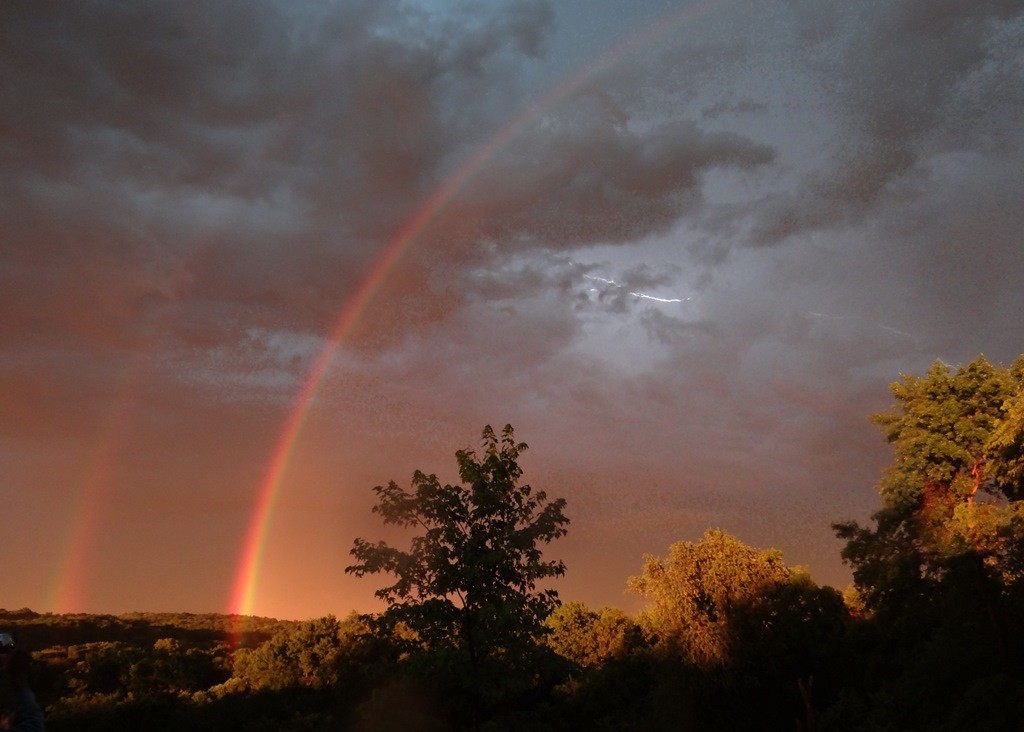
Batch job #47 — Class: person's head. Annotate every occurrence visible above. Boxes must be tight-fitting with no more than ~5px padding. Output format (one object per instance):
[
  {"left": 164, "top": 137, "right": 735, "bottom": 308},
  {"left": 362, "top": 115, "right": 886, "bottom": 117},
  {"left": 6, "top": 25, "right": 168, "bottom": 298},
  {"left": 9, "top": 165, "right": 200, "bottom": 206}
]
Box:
[
  {"left": 0, "top": 636, "right": 30, "bottom": 689},
  {"left": 0, "top": 633, "right": 14, "bottom": 674}
]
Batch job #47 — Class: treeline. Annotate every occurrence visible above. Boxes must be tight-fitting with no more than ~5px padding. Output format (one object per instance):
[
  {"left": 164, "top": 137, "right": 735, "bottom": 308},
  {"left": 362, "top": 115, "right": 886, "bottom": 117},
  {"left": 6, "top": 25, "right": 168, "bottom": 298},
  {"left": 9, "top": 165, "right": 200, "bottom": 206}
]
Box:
[
  {"left": 0, "top": 609, "right": 290, "bottom": 649},
  {"left": 4, "top": 355, "right": 1023, "bottom": 730}
]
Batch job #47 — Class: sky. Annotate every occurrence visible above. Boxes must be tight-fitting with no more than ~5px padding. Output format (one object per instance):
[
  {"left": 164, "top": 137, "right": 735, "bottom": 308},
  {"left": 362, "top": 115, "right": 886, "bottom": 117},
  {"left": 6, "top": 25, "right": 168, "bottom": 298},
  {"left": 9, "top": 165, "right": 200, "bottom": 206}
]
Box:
[{"left": 2, "top": 0, "right": 1023, "bottom": 620}]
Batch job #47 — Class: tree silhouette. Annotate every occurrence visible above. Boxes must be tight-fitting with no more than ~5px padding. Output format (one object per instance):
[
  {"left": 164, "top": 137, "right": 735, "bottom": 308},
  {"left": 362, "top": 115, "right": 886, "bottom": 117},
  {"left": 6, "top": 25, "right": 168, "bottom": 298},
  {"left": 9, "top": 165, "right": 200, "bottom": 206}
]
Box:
[{"left": 347, "top": 424, "right": 569, "bottom": 729}]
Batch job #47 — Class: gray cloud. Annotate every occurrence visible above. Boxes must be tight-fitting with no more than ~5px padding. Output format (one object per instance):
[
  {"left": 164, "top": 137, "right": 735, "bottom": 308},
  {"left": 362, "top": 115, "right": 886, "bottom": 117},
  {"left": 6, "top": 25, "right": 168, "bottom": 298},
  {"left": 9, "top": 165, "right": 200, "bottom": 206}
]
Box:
[
  {"left": 4, "top": 0, "right": 1024, "bottom": 616},
  {"left": 447, "top": 118, "right": 774, "bottom": 250},
  {"left": 740, "top": 0, "right": 1024, "bottom": 245},
  {"left": 0, "top": 2, "right": 561, "bottom": 353}
]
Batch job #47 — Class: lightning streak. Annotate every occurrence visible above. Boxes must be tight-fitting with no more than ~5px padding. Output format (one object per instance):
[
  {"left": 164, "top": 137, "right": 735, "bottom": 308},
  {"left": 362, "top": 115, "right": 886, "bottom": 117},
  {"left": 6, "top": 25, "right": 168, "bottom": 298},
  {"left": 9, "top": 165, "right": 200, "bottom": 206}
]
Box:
[{"left": 582, "top": 274, "right": 689, "bottom": 303}]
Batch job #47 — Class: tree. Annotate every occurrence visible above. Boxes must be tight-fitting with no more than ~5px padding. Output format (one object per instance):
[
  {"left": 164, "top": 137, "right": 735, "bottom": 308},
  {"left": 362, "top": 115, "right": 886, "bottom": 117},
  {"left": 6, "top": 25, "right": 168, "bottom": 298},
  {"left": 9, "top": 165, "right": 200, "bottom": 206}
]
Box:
[
  {"left": 986, "top": 376, "right": 1024, "bottom": 502},
  {"left": 626, "top": 531, "right": 845, "bottom": 730},
  {"left": 230, "top": 613, "right": 377, "bottom": 691},
  {"left": 627, "top": 529, "right": 792, "bottom": 667},
  {"left": 869, "top": 355, "right": 1016, "bottom": 510},
  {"left": 834, "top": 355, "right": 1024, "bottom": 611},
  {"left": 828, "top": 355, "right": 1024, "bottom": 729},
  {"left": 346, "top": 424, "right": 569, "bottom": 728},
  {"left": 544, "top": 602, "right": 644, "bottom": 669}
]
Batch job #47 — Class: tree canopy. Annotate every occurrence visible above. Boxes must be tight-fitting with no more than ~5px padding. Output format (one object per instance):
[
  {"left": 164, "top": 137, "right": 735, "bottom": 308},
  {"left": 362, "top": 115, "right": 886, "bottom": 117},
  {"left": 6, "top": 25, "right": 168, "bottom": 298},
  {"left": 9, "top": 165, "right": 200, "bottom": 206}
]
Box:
[
  {"left": 627, "top": 529, "right": 792, "bottom": 667},
  {"left": 835, "top": 354, "right": 1024, "bottom": 611},
  {"left": 346, "top": 424, "right": 569, "bottom": 728},
  {"left": 543, "top": 602, "right": 644, "bottom": 669}
]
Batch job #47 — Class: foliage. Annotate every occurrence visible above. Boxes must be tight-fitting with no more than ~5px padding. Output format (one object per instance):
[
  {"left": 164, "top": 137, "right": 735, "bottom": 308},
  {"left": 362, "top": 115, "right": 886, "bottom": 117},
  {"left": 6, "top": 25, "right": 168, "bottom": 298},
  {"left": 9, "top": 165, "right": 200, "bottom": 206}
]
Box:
[
  {"left": 348, "top": 425, "right": 569, "bottom": 645},
  {"left": 347, "top": 424, "right": 569, "bottom": 726},
  {"left": 60, "top": 638, "right": 223, "bottom": 697},
  {"left": 726, "top": 567, "right": 847, "bottom": 682},
  {"left": 627, "top": 529, "right": 792, "bottom": 667},
  {"left": 828, "top": 354, "right": 1024, "bottom": 729},
  {"left": 230, "top": 614, "right": 365, "bottom": 691},
  {"left": 835, "top": 354, "right": 1024, "bottom": 611},
  {"left": 870, "top": 356, "right": 1016, "bottom": 509},
  {"left": 543, "top": 602, "right": 645, "bottom": 669},
  {"left": 616, "top": 531, "right": 849, "bottom": 729},
  {"left": 225, "top": 612, "right": 401, "bottom": 700},
  {"left": 0, "top": 608, "right": 290, "bottom": 651},
  {"left": 986, "top": 371, "right": 1024, "bottom": 501}
]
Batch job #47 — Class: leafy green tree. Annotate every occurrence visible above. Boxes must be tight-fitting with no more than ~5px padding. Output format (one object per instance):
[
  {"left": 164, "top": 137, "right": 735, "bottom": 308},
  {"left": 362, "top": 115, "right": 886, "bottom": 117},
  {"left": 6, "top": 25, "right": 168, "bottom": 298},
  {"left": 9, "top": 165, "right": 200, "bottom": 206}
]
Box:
[
  {"left": 544, "top": 602, "right": 644, "bottom": 669},
  {"left": 627, "top": 529, "right": 792, "bottom": 667},
  {"left": 986, "top": 380, "right": 1024, "bottom": 502},
  {"left": 576, "top": 532, "right": 844, "bottom": 730},
  {"left": 826, "top": 356, "right": 1024, "bottom": 730},
  {"left": 230, "top": 614, "right": 375, "bottom": 692},
  {"left": 834, "top": 355, "right": 1024, "bottom": 611},
  {"left": 871, "top": 356, "right": 1015, "bottom": 508},
  {"left": 726, "top": 568, "right": 846, "bottom": 690},
  {"left": 346, "top": 424, "right": 569, "bottom": 729}
]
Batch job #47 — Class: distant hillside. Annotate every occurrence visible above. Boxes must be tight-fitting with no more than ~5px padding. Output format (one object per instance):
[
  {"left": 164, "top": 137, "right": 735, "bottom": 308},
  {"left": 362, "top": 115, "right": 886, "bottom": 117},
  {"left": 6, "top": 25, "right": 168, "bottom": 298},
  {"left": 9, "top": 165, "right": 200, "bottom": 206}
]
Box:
[{"left": 0, "top": 608, "right": 296, "bottom": 650}]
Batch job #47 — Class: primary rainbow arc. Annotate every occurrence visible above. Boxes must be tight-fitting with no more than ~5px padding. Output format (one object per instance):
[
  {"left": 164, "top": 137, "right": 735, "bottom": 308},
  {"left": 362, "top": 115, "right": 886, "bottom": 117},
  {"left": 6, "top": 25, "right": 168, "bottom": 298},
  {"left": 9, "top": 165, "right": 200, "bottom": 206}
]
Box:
[{"left": 222, "top": 0, "right": 731, "bottom": 621}]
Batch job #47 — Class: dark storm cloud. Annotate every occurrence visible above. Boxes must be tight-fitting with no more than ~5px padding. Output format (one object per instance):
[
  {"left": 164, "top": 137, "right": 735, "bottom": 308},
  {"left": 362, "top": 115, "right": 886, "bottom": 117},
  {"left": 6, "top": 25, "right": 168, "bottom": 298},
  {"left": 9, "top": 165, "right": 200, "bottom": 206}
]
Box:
[
  {"left": 4, "top": 0, "right": 1017, "bottom": 427},
  {"left": 447, "top": 118, "right": 773, "bottom": 250},
  {"left": 0, "top": 0, "right": 560, "bottom": 353},
  {"left": 743, "top": 0, "right": 1024, "bottom": 246},
  {"left": 0, "top": 0, "right": 571, "bottom": 448},
  {"left": 0, "top": 0, "right": 776, "bottom": 358},
  {"left": 839, "top": 0, "right": 1021, "bottom": 152}
]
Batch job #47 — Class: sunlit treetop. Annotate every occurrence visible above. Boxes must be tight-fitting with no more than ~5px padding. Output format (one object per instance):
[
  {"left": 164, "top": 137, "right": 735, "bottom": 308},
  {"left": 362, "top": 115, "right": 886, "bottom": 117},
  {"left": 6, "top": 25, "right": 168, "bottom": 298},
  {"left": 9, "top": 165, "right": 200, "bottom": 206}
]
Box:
[
  {"left": 871, "top": 355, "right": 1021, "bottom": 510},
  {"left": 836, "top": 354, "right": 1024, "bottom": 611}
]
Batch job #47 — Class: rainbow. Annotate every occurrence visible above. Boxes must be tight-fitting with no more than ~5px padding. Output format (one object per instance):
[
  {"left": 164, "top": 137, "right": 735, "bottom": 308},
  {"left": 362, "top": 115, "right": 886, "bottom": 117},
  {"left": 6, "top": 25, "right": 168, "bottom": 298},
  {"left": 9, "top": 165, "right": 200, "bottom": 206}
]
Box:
[
  {"left": 47, "top": 254, "right": 200, "bottom": 613},
  {"left": 224, "top": 0, "right": 730, "bottom": 623},
  {"left": 47, "top": 373, "right": 139, "bottom": 613}
]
